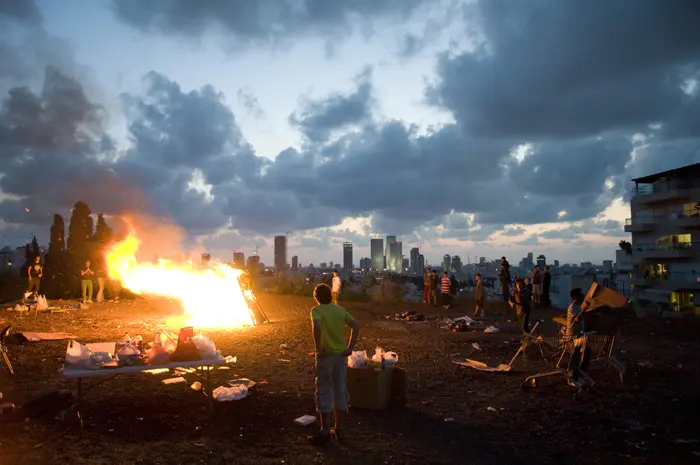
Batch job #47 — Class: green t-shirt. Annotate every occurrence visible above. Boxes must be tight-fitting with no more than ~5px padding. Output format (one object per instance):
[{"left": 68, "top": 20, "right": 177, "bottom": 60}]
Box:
[{"left": 311, "top": 304, "right": 355, "bottom": 354}]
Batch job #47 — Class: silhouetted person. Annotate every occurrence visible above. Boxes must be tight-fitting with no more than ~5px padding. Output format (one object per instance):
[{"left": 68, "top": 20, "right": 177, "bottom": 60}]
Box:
[
  {"left": 27, "top": 256, "right": 43, "bottom": 296},
  {"left": 532, "top": 265, "right": 542, "bottom": 306},
  {"left": 423, "top": 268, "right": 431, "bottom": 304},
  {"left": 499, "top": 257, "right": 511, "bottom": 300},
  {"left": 509, "top": 279, "right": 532, "bottom": 335},
  {"left": 473, "top": 273, "right": 484, "bottom": 317},
  {"left": 80, "top": 260, "right": 95, "bottom": 304}
]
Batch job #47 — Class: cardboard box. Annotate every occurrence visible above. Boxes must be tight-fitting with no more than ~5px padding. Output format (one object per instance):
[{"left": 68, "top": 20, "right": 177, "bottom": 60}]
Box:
[{"left": 346, "top": 367, "right": 407, "bottom": 410}]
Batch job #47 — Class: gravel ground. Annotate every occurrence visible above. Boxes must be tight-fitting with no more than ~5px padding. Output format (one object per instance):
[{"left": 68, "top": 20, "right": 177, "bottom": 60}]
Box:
[{"left": 0, "top": 294, "right": 699, "bottom": 465}]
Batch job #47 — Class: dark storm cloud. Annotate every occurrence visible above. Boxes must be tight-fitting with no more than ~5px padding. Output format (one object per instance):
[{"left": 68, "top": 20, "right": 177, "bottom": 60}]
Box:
[
  {"left": 111, "top": 0, "right": 429, "bottom": 48},
  {"left": 0, "top": 0, "right": 42, "bottom": 24},
  {"left": 289, "top": 67, "right": 373, "bottom": 142}
]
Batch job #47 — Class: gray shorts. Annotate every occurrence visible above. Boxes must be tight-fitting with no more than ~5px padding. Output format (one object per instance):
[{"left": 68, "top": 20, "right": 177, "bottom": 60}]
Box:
[{"left": 315, "top": 353, "right": 348, "bottom": 413}]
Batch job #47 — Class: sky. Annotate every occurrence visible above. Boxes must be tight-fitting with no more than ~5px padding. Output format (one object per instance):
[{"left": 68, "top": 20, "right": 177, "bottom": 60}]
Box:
[{"left": 1, "top": 0, "right": 699, "bottom": 267}]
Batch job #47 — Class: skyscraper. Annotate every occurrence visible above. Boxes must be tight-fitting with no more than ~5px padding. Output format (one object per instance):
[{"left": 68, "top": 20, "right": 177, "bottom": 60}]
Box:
[
  {"left": 443, "top": 254, "right": 451, "bottom": 272},
  {"left": 247, "top": 255, "right": 260, "bottom": 274},
  {"left": 402, "top": 258, "right": 409, "bottom": 272},
  {"left": 359, "top": 257, "right": 371, "bottom": 270},
  {"left": 274, "top": 235, "right": 287, "bottom": 272},
  {"left": 292, "top": 255, "right": 298, "bottom": 270},
  {"left": 343, "top": 242, "right": 353, "bottom": 272},
  {"left": 385, "top": 235, "right": 396, "bottom": 272},
  {"left": 451, "top": 255, "right": 463, "bottom": 274},
  {"left": 536, "top": 254, "right": 546, "bottom": 269},
  {"left": 418, "top": 254, "right": 425, "bottom": 275},
  {"left": 409, "top": 247, "right": 420, "bottom": 275},
  {"left": 233, "top": 251, "right": 245, "bottom": 269},
  {"left": 370, "top": 238, "right": 384, "bottom": 270},
  {"left": 388, "top": 240, "right": 402, "bottom": 273}
]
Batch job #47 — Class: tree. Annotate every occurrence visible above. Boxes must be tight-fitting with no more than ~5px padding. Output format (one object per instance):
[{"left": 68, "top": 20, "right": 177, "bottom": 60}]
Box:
[
  {"left": 67, "top": 201, "right": 93, "bottom": 261},
  {"left": 93, "top": 214, "right": 113, "bottom": 244},
  {"left": 44, "top": 215, "right": 69, "bottom": 298},
  {"left": 619, "top": 240, "right": 632, "bottom": 254}
]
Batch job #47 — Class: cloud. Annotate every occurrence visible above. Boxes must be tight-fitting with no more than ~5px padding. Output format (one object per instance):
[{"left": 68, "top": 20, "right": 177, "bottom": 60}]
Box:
[
  {"left": 289, "top": 67, "right": 373, "bottom": 142},
  {"left": 0, "top": 0, "right": 42, "bottom": 25},
  {"left": 539, "top": 219, "right": 626, "bottom": 241},
  {"left": 236, "top": 87, "right": 265, "bottom": 119},
  {"left": 3, "top": 1, "right": 700, "bottom": 266},
  {"left": 516, "top": 235, "right": 540, "bottom": 246},
  {"left": 110, "top": 0, "right": 431, "bottom": 51}
]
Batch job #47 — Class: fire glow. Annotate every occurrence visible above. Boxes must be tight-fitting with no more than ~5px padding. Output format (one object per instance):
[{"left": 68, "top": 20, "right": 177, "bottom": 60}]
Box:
[{"left": 105, "top": 233, "right": 254, "bottom": 329}]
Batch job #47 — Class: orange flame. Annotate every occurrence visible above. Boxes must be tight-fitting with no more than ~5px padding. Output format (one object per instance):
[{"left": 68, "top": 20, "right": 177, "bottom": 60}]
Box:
[{"left": 105, "top": 233, "right": 254, "bottom": 329}]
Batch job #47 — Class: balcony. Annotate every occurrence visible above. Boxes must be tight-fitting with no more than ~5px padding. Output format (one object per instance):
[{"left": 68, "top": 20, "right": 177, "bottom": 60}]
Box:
[
  {"left": 624, "top": 217, "right": 654, "bottom": 232},
  {"left": 675, "top": 214, "right": 700, "bottom": 229},
  {"left": 633, "top": 242, "right": 696, "bottom": 261},
  {"left": 631, "top": 272, "right": 700, "bottom": 291},
  {"left": 631, "top": 181, "right": 696, "bottom": 204}
]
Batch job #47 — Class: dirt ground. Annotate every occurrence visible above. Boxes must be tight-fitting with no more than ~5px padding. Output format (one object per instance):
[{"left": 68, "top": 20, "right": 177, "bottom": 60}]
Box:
[{"left": 0, "top": 294, "right": 699, "bottom": 465}]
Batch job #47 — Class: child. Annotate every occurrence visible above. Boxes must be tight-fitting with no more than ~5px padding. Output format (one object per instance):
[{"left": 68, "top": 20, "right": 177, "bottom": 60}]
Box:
[
  {"left": 441, "top": 271, "right": 451, "bottom": 309},
  {"left": 309, "top": 283, "right": 360, "bottom": 445}
]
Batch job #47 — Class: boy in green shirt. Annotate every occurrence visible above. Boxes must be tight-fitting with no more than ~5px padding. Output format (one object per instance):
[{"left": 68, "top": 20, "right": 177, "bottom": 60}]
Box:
[{"left": 309, "top": 283, "right": 360, "bottom": 445}]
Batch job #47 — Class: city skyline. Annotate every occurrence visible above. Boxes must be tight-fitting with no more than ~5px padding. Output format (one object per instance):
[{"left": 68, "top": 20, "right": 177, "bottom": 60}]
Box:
[{"left": 1, "top": 2, "right": 698, "bottom": 269}]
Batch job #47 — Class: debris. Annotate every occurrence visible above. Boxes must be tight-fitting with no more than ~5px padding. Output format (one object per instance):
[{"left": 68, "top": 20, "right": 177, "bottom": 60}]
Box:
[
  {"left": 278, "top": 359, "right": 291, "bottom": 363},
  {"left": 228, "top": 378, "right": 256, "bottom": 389},
  {"left": 162, "top": 377, "right": 186, "bottom": 385},
  {"left": 190, "top": 381, "right": 202, "bottom": 391},
  {"left": 225, "top": 355, "right": 237, "bottom": 364},
  {"left": 143, "top": 368, "right": 170, "bottom": 375},
  {"left": 294, "top": 415, "right": 316, "bottom": 426},
  {"left": 280, "top": 344, "right": 289, "bottom": 350},
  {"left": 472, "top": 343, "right": 481, "bottom": 351},
  {"left": 487, "top": 407, "right": 497, "bottom": 412},
  {"left": 444, "top": 418, "right": 454, "bottom": 422},
  {"left": 453, "top": 359, "right": 512, "bottom": 373},
  {"left": 389, "top": 311, "right": 425, "bottom": 322},
  {"left": 484, "top": 326, "right": 500, "bottom": 334},
  {"left": 21, "top": 332, "right": 77, "bottom": 342},
  {"left": 213, "top": 385, "right": 248, "bottom": 401}
]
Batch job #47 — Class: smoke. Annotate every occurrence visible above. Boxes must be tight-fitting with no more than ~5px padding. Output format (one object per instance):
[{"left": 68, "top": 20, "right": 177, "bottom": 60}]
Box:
[{"left": 114, "top": 212, "right": 207, "bottom": 263}]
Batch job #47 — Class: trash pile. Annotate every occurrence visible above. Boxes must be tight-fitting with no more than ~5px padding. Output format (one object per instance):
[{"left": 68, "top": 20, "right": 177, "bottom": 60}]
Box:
[
  {"left": 63, "top": 326, "right": 230, "bottom": 370},
  {"left": 348, "top": 347, "right": 399, "bottom": 370},
  {"left": 441, "top": 316, "right": 479, "bottom": 332},
  {"left": 386, "top": 311, "right": 425, "bottom": 322}
]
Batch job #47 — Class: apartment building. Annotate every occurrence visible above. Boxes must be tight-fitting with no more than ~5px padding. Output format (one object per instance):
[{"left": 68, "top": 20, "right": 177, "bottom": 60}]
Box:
[{"left": 625, "top": 162, "right": 700, "bottom": 312}]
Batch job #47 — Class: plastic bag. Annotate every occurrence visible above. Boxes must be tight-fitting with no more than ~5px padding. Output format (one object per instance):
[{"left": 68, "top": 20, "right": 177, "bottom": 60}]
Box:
[
  {"left": 192, "top": 334, "right": 217, "bottom": 359},
  {"left": 348, "top": 350, "right": 368, "bottom": 368},
  {"left": 157, "top": 331, "right": 177, "bottom": 353},
  {"left": 147, "top": 342, "right": 171, "bottom": 365},
  {"left": 65, "top": 340, "right": 94, "bottom": 368},
  {"left": 36, "top": 295, "right": 48, "bottom": 310},
  {"left": 213, "top": 384, "right": 248, "bottom": 402},
  {"left": 371, "top": 347, "right": 384, "bottom": 364},
  {"left": 383, "top": 351, "right": 399, "bottom": 369},
  {"left": 117, "top": 343, "right": 140, "bottom": 357}
]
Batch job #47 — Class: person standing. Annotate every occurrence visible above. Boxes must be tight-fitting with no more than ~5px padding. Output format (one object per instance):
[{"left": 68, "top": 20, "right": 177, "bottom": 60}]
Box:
[
  {"left": 542, "top": 266, "right": 551, "bottom": 307},
  {"left": 423, "top": 268, "right": 431, "bottom": 304},
  {"left": 27, "top": 256, "right": 43, "bottom": 296},
  {"left": 473, "top": 273, "right": 484, "bottom": 317},
  {"left": 80, "top": 260, "right": 95, "bottom": 304},
  {"left": 331, "top": 270, "right": 341, "bottom": 304},
  {"left": 96, "top": 264, "right": 106, "bottom": 303},
  {"left": 308, "top": 283, "right": 360, "bottom": 445},
  {"left": 430, "top": 270, "right": 438, "bottom": 306},
  {"left": 441, "top": 271, "right": 451, "bottom": 309},
  {"left": 499, "top": 257, "right": 511, "bottom": 301},
  {"left": 509, "top": 279, "right": 532, "bottom": 335},
  {"left": 531, "top": 265, "right": 542, "bottom": 306}
]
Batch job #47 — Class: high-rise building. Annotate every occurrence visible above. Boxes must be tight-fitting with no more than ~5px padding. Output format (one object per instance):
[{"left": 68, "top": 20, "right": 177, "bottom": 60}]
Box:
[
  {"left": 233, "top": 251, "right": 245, "bottom": 269},
  {"left": 343, "top": 242, "right": 353, "bottom": 272},
  {"left": 451, "top": 255, "right": 463, "bottom": 274},
  {"left": 385, "top": 236, "right": 396, "bottom": 272},
  {"left": 291, "top": 255, "right": 298, "bottom": 270},
  {"left": 359, "top": 257, "right": 371, "bottom": 270},
  {"left": 479, "top": 256, "right": 486, "bottom": 265},
  {"left": 402, "top": 258, "right": 409, "bottom": 272},
  {"left": 246, "top": 255, "right": 260, "bottom": 274},
  {"left": 274, "top": 235, "right": 287, "bottom": 272},
  {"left": 370, "top": 238, "right": 384, "bottom": 270},
  {"left": 527, "top": 252, "right": 533, "bottom": 262},
  {"left": 201, "top": 253, "right": 211, "bottom": 267},
  {"left": 409, "top": 247, "right": 420, "bottom": 275},
  {"left": 418, "top": 254, "right": 425, "bottom": 275},
  {"left": 554, "top": 260, "right": 560, "bottom": 267},
  {"left": 536, "top": 254, "right": 546, "bottom": 269},
  {"left": 443, "top": 254, "right": 451, "bottom": 272},
  {"left": 320, "top": 262, "right": 328, "bottom": 269},
  {"left": 388, "top": 240, "right": 402, "bottom": 273}
]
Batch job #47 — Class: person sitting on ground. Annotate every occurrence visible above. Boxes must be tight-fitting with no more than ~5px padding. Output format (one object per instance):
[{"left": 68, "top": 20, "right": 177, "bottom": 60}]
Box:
[
  {"left": 308, "top": 283, "right": 360, "bottom": 445},
  {"left": 80, "top": 259, "right": 95, "bottom": 304},
  {"left": 509, "top": 279, "right": 532, "bottom": 335},
  {"left": 441, "top": 271, "right": 451, "bottom": 309},
  {"left": 473, "top": 273, "right": 484, "bottom": 317}
]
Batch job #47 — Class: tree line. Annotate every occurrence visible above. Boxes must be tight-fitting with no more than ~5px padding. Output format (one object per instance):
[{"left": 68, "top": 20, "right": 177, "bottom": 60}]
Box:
[{"left": 26, "top": 201, "right": 118, "bottom": 298}]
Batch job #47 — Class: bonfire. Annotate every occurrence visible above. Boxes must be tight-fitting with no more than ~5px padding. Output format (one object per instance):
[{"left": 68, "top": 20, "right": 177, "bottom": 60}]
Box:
[{"left": 105, "top": 233, "right": 258, "bottom": 329}]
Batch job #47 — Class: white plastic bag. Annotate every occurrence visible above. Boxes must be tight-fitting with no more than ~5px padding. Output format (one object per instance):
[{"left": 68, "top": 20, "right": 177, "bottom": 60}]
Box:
[
  {"left": 213, "top": 384, "right": 249, "bottom": 401},
  {"left": 383, "top": 351, "right": 399, "bottom": 369},
  {"left": 371, "top": 347, "right": 384, "bottom": 364},
  {"left": 36, "top": 295, "right": 48, "bottom": 310},
  {"left": 117, "top": 343, "right": 140, "bottom": 358},
  {"left": 347, "top": 350, "right": 368, "bottom": 368},
  {"left": 192, "top": 334, "right": 217, "bottom": 359},
  {"left": 157, "top": 331, "right": 177, "bottom": 353},
  {"left": 65, "top": 340, "right": 93, "bottom": 367}
]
